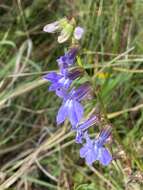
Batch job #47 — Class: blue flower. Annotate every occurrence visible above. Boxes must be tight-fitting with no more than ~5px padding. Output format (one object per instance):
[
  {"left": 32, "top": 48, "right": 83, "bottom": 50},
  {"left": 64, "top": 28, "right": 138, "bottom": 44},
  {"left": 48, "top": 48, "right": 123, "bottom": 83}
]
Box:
[
  {"left": 80, "top": 127, "right": 112, "bottom": 166},
  {"left": 43, "top": 71, "right": 71, "bottom": 91},
  {"left": 43, "top": 67, "right": 83, "bottom": 93},
  {"left": 57, "top": 48, "right": 78, "bottom": 72},
  {"left": 75, "top": 115, "right": 100, "bottom": 143},
  {"left": 56, "top": 82, "right": 92, "bottom": 127}
]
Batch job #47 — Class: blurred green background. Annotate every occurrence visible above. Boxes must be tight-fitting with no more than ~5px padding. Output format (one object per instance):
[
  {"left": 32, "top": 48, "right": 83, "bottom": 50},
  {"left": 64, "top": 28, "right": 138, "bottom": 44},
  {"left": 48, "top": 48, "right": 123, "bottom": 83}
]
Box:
[{"left": 0, "top": 0, "right": 143, "bottom": 189}]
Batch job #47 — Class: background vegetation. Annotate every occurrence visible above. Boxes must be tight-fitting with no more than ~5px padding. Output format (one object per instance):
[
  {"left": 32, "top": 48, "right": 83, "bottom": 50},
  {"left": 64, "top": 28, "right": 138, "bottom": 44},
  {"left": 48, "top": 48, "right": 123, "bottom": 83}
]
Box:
[{"left": 0, "top": 0, "right": 143, "bottom": 189}]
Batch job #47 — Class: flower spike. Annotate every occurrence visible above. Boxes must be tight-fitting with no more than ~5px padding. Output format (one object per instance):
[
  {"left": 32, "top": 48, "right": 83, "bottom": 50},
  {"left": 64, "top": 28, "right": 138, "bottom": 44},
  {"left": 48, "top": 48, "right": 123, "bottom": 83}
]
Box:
[{"left": 43, "top": 17, "right": 113, "bottom": 167}]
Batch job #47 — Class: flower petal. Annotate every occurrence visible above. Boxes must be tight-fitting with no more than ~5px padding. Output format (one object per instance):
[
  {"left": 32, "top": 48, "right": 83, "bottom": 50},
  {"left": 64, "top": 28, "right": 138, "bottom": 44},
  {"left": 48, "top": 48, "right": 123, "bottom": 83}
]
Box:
[
  {"left": 43, "top": 72, "right": 61, "bottom": 82},
  {"left": 85, "top": 151, "right": 96, "bottom": 165},
  {"left": 43, "top": 21, "right": 59, "bottom": 33},
  {"left": 80, "top": 146, "right": 87, "bottom": 158},
  {"left": 68, "top": 100, "right": 83, "bottom": 127},
  {"left": 48, "top": 83, "right": 58, "bottom": 91},
  {"left": 98, "top": 147, "right": 112, "bottom": 166},
  {"left": 74, "top": 26, "right": 84, "bottom": 40},
  {"left": 56, "top": 103, "right": 68, "bottom": 125}
]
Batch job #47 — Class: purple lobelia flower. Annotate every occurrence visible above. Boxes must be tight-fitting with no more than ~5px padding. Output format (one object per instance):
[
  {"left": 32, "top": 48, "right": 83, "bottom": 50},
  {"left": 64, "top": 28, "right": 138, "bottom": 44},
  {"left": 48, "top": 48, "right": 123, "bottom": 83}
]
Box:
[
  {"left": 75, "top": 115, "right": 100, "bottom": 144},
  {"left": 43, "top": 67, "right": 84, "bottom": 93},
  {"left": 57, "top": 48, "right": 78, "bottom": 72},
  {"left": 74, "top": 26, "right": 84, "bottom": 40},
  {"left": 56, "top": 82, "right": 92, "bottom": 127},
  {"left": 80, "top": 127, "right": 112, "bottom": 166}
]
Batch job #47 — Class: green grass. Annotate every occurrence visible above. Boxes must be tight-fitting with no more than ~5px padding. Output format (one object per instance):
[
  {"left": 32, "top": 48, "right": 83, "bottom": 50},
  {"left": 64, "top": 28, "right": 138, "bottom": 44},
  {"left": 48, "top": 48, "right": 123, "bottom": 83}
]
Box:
[{"left": 0, "top": 0, "right": 143, "bottom": 189}]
